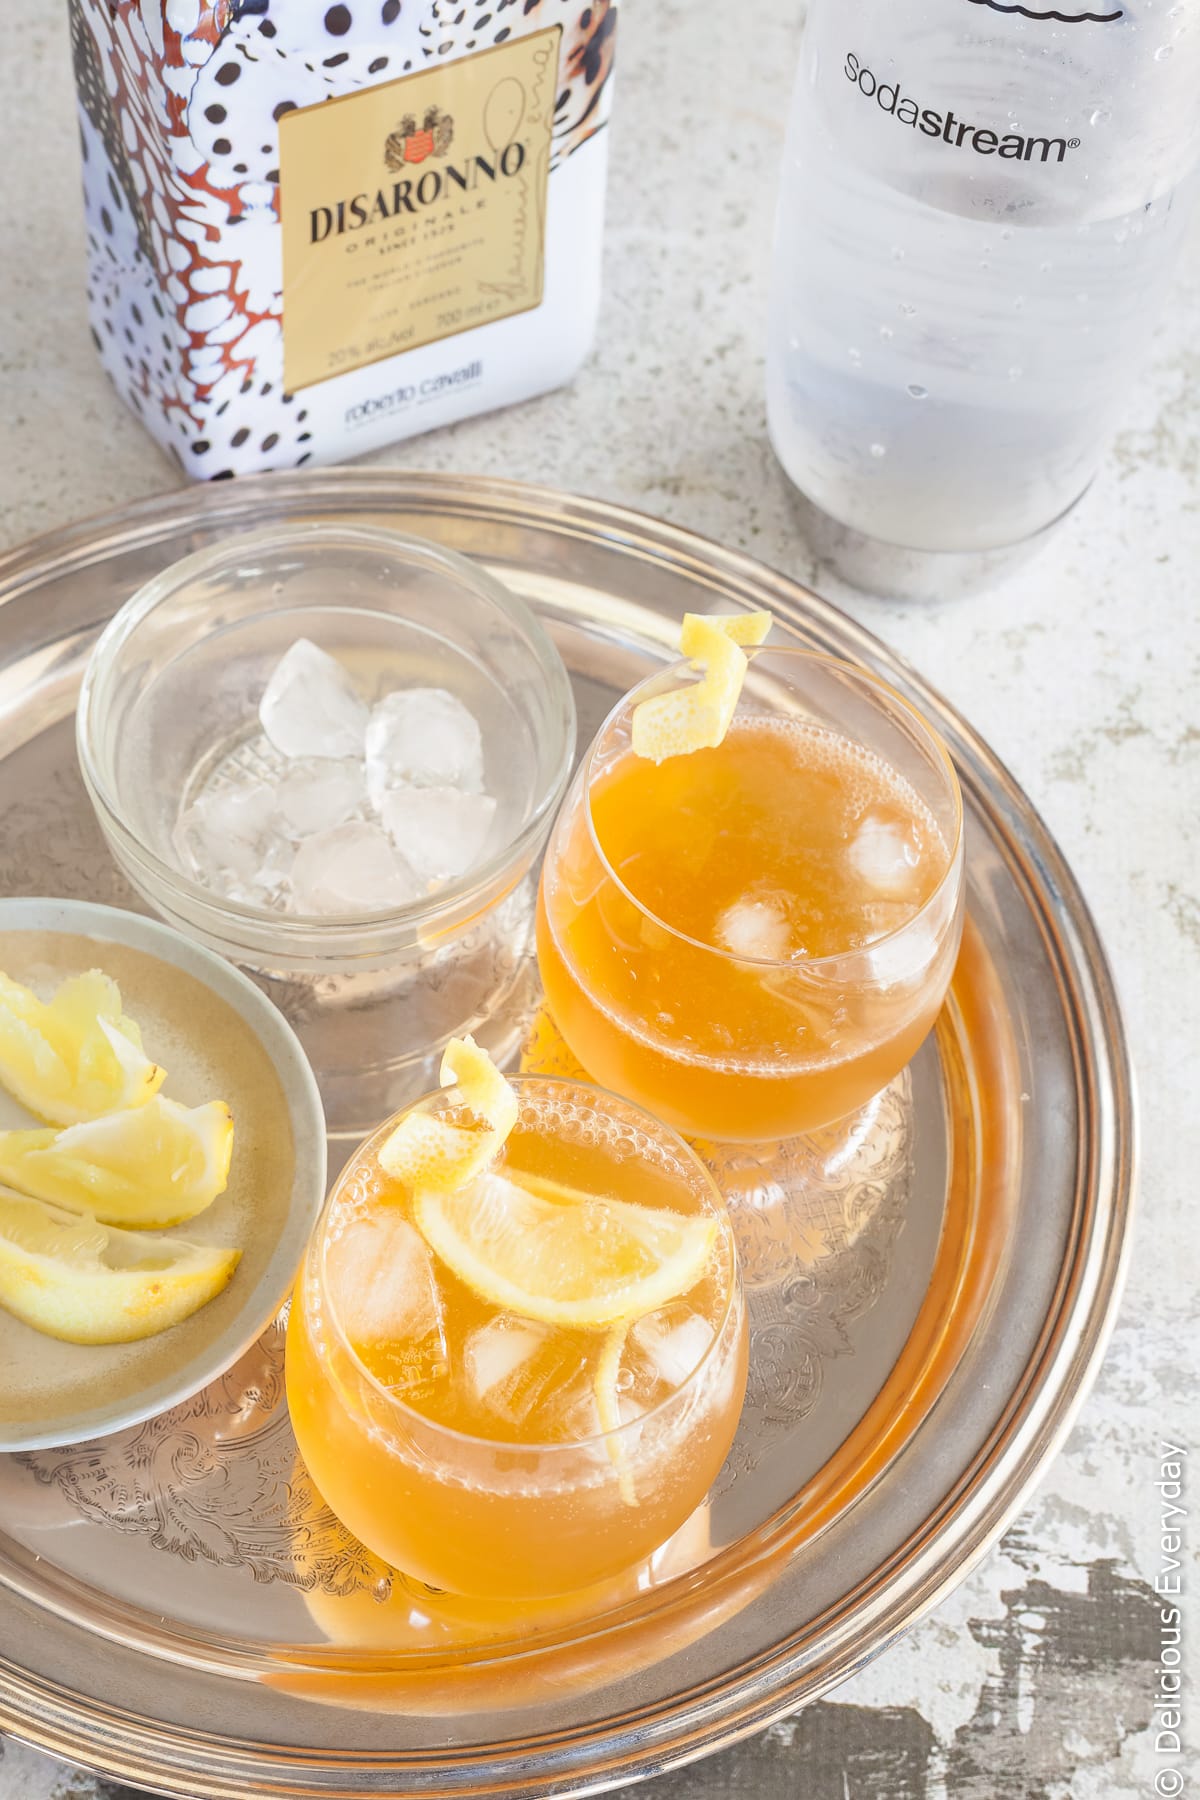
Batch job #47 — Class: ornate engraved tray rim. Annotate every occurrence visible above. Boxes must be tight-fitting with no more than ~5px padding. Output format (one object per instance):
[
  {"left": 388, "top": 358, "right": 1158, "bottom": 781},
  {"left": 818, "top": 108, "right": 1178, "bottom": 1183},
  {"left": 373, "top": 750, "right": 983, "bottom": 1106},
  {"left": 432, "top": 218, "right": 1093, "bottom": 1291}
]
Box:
[{"left": 0, "top": 471, "right": 1135, "bottom": 1800}]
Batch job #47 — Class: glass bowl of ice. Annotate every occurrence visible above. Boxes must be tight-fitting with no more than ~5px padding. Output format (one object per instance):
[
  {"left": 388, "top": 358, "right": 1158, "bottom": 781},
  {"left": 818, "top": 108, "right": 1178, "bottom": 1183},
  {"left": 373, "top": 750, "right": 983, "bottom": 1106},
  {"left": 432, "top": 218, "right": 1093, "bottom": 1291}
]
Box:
[{"left": 76, "top": 522, "right": 576, "bottom": 1143}]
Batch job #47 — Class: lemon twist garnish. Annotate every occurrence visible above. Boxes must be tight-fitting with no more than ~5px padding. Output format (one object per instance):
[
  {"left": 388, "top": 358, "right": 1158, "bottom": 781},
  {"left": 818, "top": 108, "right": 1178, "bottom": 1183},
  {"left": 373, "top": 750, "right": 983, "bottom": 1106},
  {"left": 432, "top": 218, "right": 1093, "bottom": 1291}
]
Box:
[
  {"left": 631, "top": 610, "right": 772, "bottom": 764},
  {"left": 595, "top": 1323, "right": 637, "bottom": 1507},
  {"left": 0, "top": 1096, "right": 234, "bottom": 1230},
  {"left": 0, "top": 1185, "right": 240, "bottom": 1345},
  {"left": 682, "top": 611, "right": 774, "bottom": 651},
  {"left": 379, "top": 1035, "right": 518, "bottom": 1194},
  {"left": 0, "top": 970, "right": 165, "bottom": 1126}
]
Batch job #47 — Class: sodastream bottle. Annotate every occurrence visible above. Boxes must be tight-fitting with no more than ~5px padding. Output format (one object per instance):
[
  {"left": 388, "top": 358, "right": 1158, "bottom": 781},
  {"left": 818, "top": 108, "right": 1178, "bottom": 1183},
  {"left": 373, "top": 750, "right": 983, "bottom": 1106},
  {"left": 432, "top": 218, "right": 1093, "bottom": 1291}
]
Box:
[{"left": 767, "top": 0, "right": 1200, "bottom": 553}]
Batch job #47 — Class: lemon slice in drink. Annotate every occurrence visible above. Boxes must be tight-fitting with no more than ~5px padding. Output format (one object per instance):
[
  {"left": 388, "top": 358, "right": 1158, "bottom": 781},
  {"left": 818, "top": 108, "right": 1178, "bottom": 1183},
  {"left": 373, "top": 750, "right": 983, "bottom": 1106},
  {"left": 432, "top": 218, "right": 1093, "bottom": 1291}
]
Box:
[
  {"left": 631, "top": 610, "right": 772, "bottom": 764},
  {"left": 0, "top": 1186, "right": 240, "bottom": 1344},
  {"left": 594, "top": 1323, "right": 638, "bottom": 1506},
  {"left": 0, "top": 1096, "right": 234, "bottom": 1229},
  {"left": 413, "top": 1170, "right": 717, "bottom": 1329},
  {"left": 0, "top": 969, "right": 165, "bottom": 1126},
  {"left": 379, "top": 1034, "right": 518, "bottom": 1193}
]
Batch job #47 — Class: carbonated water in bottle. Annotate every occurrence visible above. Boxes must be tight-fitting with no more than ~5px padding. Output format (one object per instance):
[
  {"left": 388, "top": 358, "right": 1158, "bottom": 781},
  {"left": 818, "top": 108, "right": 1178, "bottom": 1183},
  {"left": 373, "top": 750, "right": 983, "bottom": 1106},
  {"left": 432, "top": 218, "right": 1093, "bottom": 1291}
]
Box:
[{"left": 767, "top": 0, "right": 1200, "bottom": 553}]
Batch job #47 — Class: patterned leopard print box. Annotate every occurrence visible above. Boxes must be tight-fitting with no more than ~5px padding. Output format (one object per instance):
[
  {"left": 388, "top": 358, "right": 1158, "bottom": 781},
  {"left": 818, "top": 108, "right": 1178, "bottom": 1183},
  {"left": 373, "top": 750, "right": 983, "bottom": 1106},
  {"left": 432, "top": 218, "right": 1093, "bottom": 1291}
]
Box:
[{"left": 70, "top": 0, "right": 618, "bottom": 478}]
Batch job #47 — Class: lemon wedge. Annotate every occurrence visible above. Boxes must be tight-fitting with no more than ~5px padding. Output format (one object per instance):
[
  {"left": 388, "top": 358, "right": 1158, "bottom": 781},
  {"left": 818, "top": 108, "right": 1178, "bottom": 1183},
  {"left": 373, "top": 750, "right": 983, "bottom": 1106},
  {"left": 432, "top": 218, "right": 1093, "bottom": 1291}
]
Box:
[
  {"left": 0, "top": 970, "right": 165, "bottom": 1126},
  {"left": 0, "top": 1186, "right": 240, "bottom": 1345},
  {"left": 412, "top": 1170, "right": 717, "bottom": 1329},
  {"left": 631, "top": 610, "right": 772, "bottom": 764},
  {"left": 379, "top": 1035, "right": 517, "bottom": 1194},
  {"left": 0, "top": 1096, "right": 234, "bottom": 1230}
]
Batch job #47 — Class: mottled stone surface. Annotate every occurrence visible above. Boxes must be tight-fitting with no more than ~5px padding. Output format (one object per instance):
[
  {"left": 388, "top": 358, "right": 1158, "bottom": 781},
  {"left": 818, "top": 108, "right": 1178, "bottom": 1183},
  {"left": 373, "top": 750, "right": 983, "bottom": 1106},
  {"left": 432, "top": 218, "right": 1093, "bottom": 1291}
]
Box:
[{"left": 0, "top": 1, "right": 1196, "bottom": 1796}]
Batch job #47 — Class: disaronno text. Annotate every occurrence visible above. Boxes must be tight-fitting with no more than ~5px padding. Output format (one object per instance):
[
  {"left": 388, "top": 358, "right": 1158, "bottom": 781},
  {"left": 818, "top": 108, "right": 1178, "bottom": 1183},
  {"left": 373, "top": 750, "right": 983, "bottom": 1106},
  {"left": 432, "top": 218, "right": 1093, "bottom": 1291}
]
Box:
[{"left": 310, "top": 144, "right": 528, "bottom": 244}]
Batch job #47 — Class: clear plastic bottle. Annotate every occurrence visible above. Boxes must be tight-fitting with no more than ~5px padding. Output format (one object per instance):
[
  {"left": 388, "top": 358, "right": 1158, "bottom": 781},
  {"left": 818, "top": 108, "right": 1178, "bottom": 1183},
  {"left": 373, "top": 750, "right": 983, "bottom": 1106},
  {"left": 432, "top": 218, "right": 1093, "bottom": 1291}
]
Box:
[{"left": 767, "top": 0, "right": 1200, "bottom": 553}]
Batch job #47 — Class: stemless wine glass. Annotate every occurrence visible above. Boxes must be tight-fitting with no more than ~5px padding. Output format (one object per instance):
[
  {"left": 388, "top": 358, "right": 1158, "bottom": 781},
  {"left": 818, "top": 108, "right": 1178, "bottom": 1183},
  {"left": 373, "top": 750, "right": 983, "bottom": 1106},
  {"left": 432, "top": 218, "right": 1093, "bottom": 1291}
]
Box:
[
  {"left": 286, "top": 1076, "right": 747, "bottom": 1600},
  {"left": 536, "top": 647, "right": 964, "bottom": 1142}
]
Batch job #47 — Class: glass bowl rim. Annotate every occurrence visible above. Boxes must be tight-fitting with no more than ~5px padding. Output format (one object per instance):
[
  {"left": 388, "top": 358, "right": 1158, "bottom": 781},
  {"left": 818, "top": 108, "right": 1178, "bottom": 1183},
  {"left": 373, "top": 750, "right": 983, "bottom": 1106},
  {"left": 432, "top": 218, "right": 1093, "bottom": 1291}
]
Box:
[
  {"left": 308, "top": 1071, "right": 744, "bottom": 1458},
  {"left": 75, "top": 520, "right": 578, "bottom": 938},
  {"left": 579, "top": 644, "right": 965, "bottom": 972}
]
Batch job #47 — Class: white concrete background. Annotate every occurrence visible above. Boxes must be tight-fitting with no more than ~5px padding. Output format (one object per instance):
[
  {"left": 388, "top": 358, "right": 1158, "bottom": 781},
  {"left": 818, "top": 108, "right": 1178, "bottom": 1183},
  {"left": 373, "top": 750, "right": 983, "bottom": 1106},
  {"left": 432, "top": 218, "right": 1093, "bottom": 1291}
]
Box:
[{"left": 0, "top": 1, "right": 1197, "bottom": 1795}]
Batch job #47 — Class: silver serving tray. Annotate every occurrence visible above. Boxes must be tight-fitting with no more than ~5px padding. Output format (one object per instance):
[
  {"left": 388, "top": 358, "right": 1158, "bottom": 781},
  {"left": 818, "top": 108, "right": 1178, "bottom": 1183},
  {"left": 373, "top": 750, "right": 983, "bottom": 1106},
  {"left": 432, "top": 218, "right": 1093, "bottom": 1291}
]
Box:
[{"left": 0, "top": 471, "right": 1134, "bottom": 1799}]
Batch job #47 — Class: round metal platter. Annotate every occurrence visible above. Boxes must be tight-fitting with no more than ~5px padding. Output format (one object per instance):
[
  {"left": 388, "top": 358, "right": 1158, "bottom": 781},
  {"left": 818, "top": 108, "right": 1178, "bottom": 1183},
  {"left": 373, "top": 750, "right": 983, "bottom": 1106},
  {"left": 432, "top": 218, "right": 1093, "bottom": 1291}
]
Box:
[{"left": 0, "top": 471, "right": 1134, "bottom": 1799}]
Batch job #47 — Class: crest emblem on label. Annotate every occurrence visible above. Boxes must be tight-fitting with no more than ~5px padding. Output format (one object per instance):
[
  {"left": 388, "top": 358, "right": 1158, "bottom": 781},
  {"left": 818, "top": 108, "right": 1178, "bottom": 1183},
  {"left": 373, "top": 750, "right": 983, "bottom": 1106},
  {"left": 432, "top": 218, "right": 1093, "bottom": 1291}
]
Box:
[{"left": 385, "top": 105, "right": 454, "bottom": 169}]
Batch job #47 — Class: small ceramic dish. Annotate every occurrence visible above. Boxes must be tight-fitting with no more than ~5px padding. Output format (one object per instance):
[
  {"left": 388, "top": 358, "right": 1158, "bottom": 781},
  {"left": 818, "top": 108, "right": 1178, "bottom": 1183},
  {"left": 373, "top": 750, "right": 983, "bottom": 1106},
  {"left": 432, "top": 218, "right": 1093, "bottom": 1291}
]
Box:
[{"left": 0, "top": 897, "right": 326, "bottom": 1452}]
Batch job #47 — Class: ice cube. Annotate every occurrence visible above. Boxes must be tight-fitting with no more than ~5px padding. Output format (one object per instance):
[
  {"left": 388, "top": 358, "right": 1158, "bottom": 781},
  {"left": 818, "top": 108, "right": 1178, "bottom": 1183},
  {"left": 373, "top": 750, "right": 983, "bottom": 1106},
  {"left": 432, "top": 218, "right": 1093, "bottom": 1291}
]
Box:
[
  {"left": 259, "top": 639, "right": 368, "bottom": 761},
  {"left": 561, "top": 1381, "right": 603, "bottom": 1445},
  {"left": 327, "top": 1211, "right": 445, "bottom": 1354},
  {"left": 463, "top": 1315, "right": 550, "bottom": 1407},
  {"left": 290, "top": 821, "right": 421, "bottom": 916},
  {"left": 866, "top": 915, "right": 937, "bottom": 987},
  {"left": 630, "top": 1304, "right": 714, "bottom": 1394},
  {"left": 380, "top": 786, "right": 498, "bottom": 884},
  {"left": 243, "top": 836, "right": 295, "bottom": 906},
  {"left": 276, "top": 757, "right": 366, "bottom": 837},
  {"left": 364, "top": 688, "right": 485, "bottom": 808},
  {"left": 460, "top": 1314, "right": 590, "bottom": 1431},
  {"left": 173, "top": 781, "right": 277, "bottom": 884},
  {"left": 715, "top": 896, "right": 791, "bottom": 961},
  {"left": 848, "top": 812, "right": 922, "bottom": 898}
]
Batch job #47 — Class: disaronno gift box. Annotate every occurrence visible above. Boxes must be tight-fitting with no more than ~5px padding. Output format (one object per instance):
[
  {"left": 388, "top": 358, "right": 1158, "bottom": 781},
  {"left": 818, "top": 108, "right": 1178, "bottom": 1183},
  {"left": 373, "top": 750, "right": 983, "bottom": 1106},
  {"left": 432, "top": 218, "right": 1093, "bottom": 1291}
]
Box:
[{"left": 69, "top": 0, "right": 617, "bottom": 478}]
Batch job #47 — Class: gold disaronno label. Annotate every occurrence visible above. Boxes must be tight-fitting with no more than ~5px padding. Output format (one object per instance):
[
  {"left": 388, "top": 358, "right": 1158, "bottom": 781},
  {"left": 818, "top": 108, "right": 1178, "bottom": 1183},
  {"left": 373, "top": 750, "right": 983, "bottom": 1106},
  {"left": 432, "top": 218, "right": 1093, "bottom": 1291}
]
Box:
[{"left": 279, "top": 27, "right": 560, "bottom": 393}]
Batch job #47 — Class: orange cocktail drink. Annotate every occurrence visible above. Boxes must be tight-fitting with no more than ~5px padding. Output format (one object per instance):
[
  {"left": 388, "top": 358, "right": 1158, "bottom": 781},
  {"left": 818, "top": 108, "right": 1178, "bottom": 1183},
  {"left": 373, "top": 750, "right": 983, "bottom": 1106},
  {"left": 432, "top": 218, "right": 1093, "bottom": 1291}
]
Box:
[
  {"left": 537, "top": 646, "right": 964, "bottom": 1141},
  {"left": 286, "top": 1065, "right": 746, "bottom": 1599}
]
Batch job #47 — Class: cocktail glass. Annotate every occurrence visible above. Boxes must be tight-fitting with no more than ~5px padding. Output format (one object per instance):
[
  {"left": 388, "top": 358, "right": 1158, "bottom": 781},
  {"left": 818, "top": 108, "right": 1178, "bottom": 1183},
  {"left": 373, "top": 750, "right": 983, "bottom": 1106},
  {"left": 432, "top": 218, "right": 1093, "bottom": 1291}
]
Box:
[
  {"left": 536, "top": 647, "right": 964, "bottom": 1142},
  {"left": 286, "top": 1077, "right": 747, "bottom": 1599}
]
